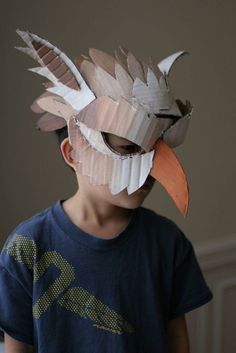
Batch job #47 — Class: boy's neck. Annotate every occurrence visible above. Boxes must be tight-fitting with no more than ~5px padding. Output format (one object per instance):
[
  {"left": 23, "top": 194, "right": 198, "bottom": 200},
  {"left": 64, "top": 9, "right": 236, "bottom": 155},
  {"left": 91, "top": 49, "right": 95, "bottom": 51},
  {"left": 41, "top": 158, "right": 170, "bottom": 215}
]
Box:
[{"left": 62, "top": 191, "right": 133, "bottom": 240}]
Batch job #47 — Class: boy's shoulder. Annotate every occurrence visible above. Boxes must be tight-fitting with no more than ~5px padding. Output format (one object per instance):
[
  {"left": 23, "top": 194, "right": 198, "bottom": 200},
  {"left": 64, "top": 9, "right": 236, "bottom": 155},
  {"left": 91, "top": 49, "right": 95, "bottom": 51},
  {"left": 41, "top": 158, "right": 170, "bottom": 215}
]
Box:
[
  {"left": 2, "top": 203, "right": 55, "bottom": 249},
  {"left": 139, "top": 205, "right": 175, "bottom": 223},
  {"left": 0, "top": 203, "right": 57, "bottom": 283},
  {"left": 138, "top": 206, "right": 192, "bottom": 255},
  {"left": 139, "top": 205, "right": 184, "bottom": 237}
]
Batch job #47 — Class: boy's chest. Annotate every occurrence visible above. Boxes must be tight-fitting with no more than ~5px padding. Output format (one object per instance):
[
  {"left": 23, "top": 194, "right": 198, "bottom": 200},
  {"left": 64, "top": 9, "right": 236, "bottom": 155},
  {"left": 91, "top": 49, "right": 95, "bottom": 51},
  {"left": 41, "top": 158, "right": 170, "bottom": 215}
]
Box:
[
  {"left": 32, "top": 242, "right": 168, "bottom": 328},
  {"left": 31, "top": 241, "right": 170, "bottom": 353}
]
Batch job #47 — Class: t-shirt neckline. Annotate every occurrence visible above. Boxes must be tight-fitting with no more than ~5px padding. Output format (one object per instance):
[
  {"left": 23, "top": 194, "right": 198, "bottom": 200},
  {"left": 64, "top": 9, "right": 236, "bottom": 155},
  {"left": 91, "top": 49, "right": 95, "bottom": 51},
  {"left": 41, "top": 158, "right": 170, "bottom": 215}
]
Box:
[{"left": 51, "top": 200, "right": 140, "bottom": 251}]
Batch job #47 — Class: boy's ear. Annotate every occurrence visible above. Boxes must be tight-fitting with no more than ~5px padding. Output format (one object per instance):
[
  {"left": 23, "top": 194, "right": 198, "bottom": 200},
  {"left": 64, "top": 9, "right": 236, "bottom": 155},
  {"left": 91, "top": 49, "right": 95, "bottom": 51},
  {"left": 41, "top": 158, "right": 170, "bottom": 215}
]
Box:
[{"left": 60, "top": 138, "right": 76, "bottom": 170}]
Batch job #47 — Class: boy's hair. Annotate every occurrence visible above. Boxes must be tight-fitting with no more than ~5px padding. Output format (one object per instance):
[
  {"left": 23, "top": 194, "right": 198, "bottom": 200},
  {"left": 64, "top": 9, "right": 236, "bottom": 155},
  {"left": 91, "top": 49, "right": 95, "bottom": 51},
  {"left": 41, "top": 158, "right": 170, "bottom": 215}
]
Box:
[
  {"left": 54, "top": 126, "right": 75, "bottom": 172},
  {"left": 55, "top": 126, "right": 69, "bottom": 145}
]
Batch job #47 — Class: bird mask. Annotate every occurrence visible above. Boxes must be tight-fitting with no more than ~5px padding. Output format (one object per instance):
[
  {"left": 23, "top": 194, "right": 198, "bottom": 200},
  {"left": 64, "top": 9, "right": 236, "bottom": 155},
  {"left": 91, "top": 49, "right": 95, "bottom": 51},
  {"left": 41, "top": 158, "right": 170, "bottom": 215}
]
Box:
[{"left": 16, "top": 30, "right": 193, "bottom": 216}]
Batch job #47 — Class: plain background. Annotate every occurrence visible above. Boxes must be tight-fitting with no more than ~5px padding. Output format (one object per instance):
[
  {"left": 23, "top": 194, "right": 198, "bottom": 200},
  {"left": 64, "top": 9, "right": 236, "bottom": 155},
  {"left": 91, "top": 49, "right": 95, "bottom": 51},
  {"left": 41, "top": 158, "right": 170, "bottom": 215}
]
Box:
[{"left": 0, "top": 0, "right": 235, "bottom": 248}]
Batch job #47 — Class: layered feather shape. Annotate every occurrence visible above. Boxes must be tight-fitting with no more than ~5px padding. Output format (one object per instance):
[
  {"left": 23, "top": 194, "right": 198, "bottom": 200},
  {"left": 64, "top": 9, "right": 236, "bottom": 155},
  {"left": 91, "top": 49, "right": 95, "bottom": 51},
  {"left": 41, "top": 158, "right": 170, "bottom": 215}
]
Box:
[{"left": 16, "top": 30, "right": 96, "bottom": 114}]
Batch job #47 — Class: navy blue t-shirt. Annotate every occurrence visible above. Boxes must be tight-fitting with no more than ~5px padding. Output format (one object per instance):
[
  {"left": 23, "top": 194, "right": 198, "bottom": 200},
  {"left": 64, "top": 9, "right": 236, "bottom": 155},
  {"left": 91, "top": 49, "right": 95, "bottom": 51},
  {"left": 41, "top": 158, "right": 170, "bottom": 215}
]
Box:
[{"left": 0, "top": 201, "right": 213, "bottom": 352}]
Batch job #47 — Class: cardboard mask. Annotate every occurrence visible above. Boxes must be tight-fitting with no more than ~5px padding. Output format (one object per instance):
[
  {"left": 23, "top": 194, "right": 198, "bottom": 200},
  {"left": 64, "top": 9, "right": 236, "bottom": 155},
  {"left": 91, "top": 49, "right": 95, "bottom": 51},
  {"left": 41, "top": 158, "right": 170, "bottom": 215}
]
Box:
[{"left": 16, "top": 30, "right": 193, "bottom": 216}]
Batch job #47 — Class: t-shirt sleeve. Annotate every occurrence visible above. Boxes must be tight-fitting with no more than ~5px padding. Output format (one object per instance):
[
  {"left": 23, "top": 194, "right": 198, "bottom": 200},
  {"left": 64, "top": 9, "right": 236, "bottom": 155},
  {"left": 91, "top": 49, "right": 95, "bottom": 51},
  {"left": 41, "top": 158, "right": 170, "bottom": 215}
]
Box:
[
  {"left": 0, "top": 265, "right": 34, "bottom": 345},
  {"left": 169, "top": 232, "right": 213, "bottom": 320},
  {"left": 0, "top": 232, "right": 35, "bottom": 347}
]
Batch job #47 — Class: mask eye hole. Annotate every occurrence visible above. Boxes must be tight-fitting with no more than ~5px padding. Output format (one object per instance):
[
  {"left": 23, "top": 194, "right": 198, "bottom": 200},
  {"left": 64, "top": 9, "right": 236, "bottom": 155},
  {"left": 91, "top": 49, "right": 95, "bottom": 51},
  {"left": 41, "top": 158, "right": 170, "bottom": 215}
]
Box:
[{"left": 102, "top": 133, "right": 143, "bottom": 156}]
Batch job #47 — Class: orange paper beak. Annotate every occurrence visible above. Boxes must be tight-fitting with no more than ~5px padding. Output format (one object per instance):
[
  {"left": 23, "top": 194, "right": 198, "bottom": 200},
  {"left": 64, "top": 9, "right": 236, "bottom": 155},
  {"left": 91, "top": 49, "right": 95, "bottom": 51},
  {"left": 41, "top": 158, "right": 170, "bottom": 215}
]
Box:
[{"left": 150, "top": 139, "right": 189, "bottom": 217}]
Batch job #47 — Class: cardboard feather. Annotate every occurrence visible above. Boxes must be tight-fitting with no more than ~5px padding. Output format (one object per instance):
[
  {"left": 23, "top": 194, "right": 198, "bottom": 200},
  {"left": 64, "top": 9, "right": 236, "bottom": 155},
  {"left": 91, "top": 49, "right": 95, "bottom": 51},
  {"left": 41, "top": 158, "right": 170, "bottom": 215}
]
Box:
[
  {"left": 158, "top": 51, "right": 187, "bottom": 76},
  {"left": 37, "top": 113, "right": 66, "bottom": 131}
]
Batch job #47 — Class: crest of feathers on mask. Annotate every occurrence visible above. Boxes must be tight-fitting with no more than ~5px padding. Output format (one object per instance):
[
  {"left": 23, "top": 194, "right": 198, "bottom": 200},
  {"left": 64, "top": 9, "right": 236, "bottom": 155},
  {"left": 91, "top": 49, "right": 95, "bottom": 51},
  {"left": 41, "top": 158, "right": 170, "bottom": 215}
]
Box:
[{"left": 15, "top": 30, "right": 192, "bottom": 149}]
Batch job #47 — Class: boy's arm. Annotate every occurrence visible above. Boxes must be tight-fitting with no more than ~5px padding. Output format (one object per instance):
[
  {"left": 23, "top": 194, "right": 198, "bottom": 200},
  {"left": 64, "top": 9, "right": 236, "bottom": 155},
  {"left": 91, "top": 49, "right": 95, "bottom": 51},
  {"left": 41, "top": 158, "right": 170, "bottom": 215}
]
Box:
[
  {"left": 4, "top": 333, "right": 34, "bottom": 353},
  {"left": 167, "top": 315, "right": 190, "bottom": 353}
]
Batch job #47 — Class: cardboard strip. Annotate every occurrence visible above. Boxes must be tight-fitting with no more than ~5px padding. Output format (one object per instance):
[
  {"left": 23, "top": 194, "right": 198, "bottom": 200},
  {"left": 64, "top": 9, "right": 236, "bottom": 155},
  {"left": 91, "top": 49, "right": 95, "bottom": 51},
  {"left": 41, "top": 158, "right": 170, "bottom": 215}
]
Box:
[
  {"left": 69, "top": 118, "right": 117, "bottom": 185},
  {"left": 78, "top": 122, "right": 119, "bottom": 158},
  {"left": 150, "top": 139, "right": 189, "bottom": 216},
  {"left": 110, "top": 158, "right": 131, "bottom": 194},
  {"left": 127, "top": 151, "right": 154, "bottom": 194},
  {"left": 76, "top": 96, "right": 166, "bottom": 151}
]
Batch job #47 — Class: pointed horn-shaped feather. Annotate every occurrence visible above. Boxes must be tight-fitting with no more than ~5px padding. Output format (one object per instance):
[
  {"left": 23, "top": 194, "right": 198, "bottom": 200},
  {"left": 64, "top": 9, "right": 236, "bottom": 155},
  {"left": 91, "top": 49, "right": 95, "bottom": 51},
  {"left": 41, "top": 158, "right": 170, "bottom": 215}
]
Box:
[
  {"left": 93, "top": 66, "right": 123, "bottom": 99},
  {"left": 17, "top": 30, "right": 80, "bottom": 89},
  {"left": 89, "top": 48, "right": 116, "bottom": 77},
  {"left": 148, "top": 56, "right": 162, "bottom": 80},
  {"left": 28, "top": 66, "right": 58, "bottom": 84},
  {"left": 142, "top": 61, "right": 149, "bottom": 83},
  {"left": 127, "top": 52, "right": 145, "bottom": 82},
  {"left": 16, "top": 29, "right": 96, "bottom": 111},
  {"left": 80, "top": 60, "right": 103, "bottom": 97},
  {"left": 158, "top": 51, "right": 187, "bottom": 76},
  {"left": 115, "top": 46, "right": 129, "bottom": 70},
  {"left": 16, "top": 29, "right": 35, "bottom": 49},
  {"left": 115, "top": 63, "right": 133, "bottom": 99},
  {"left": 15, "top": 46, "right": 39, "bottom": 61},
  {"left": 150, "top": 139, "right": 189, "bottom": 216}
]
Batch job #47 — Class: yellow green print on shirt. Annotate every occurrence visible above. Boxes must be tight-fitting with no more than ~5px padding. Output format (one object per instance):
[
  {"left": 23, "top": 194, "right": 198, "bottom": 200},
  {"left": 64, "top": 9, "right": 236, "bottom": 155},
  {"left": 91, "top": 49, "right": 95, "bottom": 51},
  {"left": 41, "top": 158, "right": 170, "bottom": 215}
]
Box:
[
  {"left": 4, "top": 234, "right": 37, "bottom": 271},
  {"left": 58, "top": 287, "right": 134, "bottom": 334},
  {"left": 5, "top": 234, "right": 135, "bottom": 335},
  {"left": 33, "top": 250, "right": 75, "bottom": 319}
]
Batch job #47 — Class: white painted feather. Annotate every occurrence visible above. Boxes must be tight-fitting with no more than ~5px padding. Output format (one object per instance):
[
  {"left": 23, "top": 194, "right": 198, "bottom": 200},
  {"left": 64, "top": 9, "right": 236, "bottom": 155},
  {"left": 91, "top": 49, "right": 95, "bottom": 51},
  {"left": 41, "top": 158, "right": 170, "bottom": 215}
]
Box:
[{"left": 158, "top": 51, "right": 187, "bottom": 75}]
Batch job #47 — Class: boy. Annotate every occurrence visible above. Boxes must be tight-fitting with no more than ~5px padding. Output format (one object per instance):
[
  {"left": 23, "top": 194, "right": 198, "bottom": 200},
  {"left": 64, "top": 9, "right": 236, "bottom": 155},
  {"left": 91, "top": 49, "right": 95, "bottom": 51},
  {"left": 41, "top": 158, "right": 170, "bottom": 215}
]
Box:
[{"left": 0, "top": 30, "right": 213, "bottom": 353}]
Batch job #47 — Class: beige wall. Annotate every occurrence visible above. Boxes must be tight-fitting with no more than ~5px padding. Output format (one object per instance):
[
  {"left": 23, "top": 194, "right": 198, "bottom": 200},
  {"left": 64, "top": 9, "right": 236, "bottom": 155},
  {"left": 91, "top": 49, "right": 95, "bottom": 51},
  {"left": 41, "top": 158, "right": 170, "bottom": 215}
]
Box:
[{"left": 0, "top": 0, "right": 235, "bottom": 247}]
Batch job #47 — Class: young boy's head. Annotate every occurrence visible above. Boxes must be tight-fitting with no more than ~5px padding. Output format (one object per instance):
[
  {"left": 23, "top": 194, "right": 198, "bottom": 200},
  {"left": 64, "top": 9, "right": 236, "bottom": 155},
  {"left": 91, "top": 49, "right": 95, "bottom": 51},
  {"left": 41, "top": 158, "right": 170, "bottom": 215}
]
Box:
[{"left": 16, "top": 30, "right": 192, "bottom": 216}]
